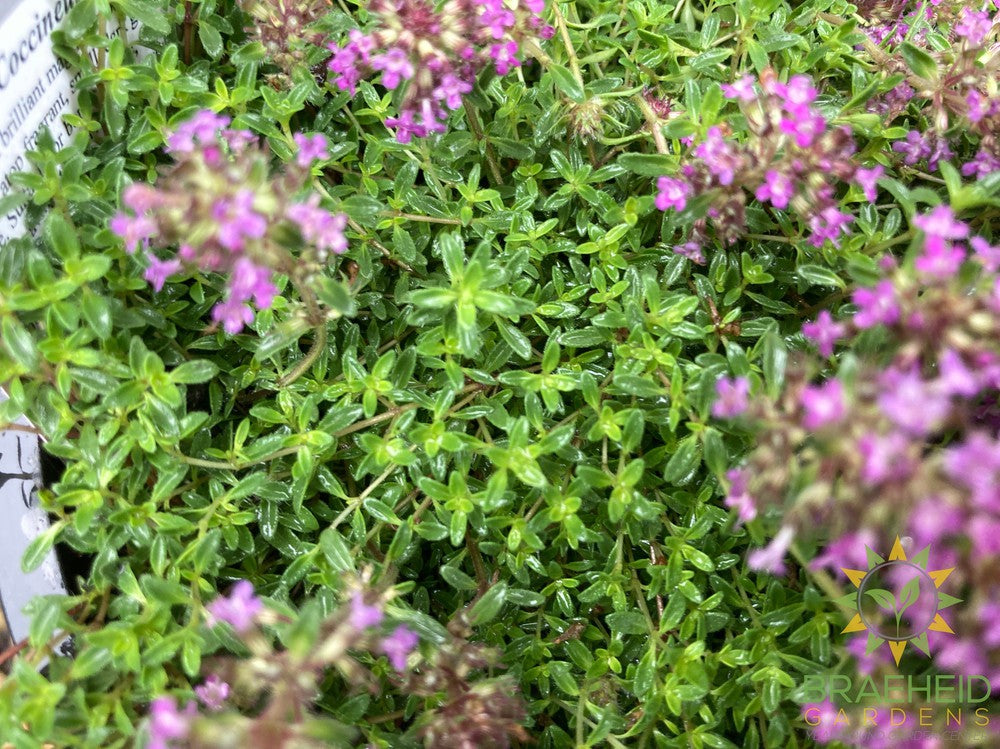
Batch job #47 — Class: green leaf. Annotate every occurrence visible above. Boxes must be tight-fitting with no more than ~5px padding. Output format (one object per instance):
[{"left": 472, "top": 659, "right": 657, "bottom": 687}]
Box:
[
  {"left": 549, "top": 64, "right": 585, "bottom": 103},
  {"left": 170, "top": 360, "right": 219, "bottom": 384},
  {"left": 606, "top": 610, "right": 648, "bottom": 635},
  {"left": 469, "top": 582, "right": 508, "bottom": 625},
  {"left": 80, "top": 293, "right": 112, "bottom": 339},
  {"left": 43, "top": 214, "right": 80, "bottom": 260},
  {"left": 617, "top": 153, "right": 678, "bottom": 177},
  {"left": 2, "top": 316, "right": 39, "bottom": 369},
  {"left": 440, "top": 565, "right": 478, "bottom": 590},
  {"left": 899, "top": 42, "right": 937, "bottom": 81},
  {"left": 797, "top": 265, "right": 845, "bottom": 289},
  {"left": 549, "top": 661, "right": 580, "bottom": 695},
  {"left": 198, "top": 22, "right": 224, "bottom": 58},
  {"left": 319, "top": 528, "right": 354, "bottom": 572},
  {"left": 22, "top": 523, "right": 61, "bottom": 573},
  {"left": 114, "top": 0, "right": 172, "bottom": 34},
  {"left": 363, "top": 498, "right": 401, "bottom": 524},
  {"left": 761, "top": 332, "right": 787, "bottom": 398},
  {"left": 663, "top": 436, "right": 701, "bottom": 485}
]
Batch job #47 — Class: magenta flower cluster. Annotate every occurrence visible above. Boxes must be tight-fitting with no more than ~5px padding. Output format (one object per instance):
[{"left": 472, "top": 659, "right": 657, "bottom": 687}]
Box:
[
  {"left": 146, "top": 582, "right": 423, "bottom": 747},
  {"left": 349, "top": 591, "right": 421, "bottom": 671},
  {"left": 111, "top": 111, "right": 347, "bottom": 334},
  {"left": 653, "top": 71, "right": 884, "bottom": 261},
  {"left": 205, "top": 579, "right": 263, "bottom": 633},
  {"left": 147, "top": 696, "right": 197, "bottom": 749},
  {"left": 863, "top": 4, "right": 1000, "bottom": 181},
  {"left": 206, "top": 584, "right": 420, "bottom": 673},
  {"left": 327, "top": 0, "right": 551, "bottom": 143},
  {"left": 711, "top": 202, "right": 1000, "bottom": 710}
]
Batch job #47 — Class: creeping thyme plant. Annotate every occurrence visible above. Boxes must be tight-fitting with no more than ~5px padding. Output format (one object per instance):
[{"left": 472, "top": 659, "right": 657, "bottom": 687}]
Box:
[{"left": 0, "top": 0, "right": 999, "bottom": 746}]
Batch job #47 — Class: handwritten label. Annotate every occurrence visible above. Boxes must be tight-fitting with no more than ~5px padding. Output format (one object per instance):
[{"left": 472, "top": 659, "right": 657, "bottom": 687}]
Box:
[{"left": 0, "top": 390, "right": 66, "bottom": 652}]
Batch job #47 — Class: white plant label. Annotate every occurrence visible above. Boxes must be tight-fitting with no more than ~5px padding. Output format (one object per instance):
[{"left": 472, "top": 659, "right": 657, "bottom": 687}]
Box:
[
  {"left": 0, "top": 390, "right": 66, "bottom": 651},
  {"left": 0, "top": 0, "right": 142, "bottom": 242}
]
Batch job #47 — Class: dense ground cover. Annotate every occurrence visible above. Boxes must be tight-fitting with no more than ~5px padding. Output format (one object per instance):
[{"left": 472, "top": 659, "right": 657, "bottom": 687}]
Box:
[{"left": 0, "top": 0, "right": 998, "bottom": 746}]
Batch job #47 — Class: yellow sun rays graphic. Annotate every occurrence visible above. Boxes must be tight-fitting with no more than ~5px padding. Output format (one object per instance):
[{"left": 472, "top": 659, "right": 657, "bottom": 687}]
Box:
[{"left": 839, "top": 536, "right": 961, "bottom": 666}]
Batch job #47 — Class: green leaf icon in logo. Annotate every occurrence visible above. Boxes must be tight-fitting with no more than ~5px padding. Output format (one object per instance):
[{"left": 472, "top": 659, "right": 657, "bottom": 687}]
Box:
[
  {"left": 895, "top": 576, "right": 921, "bottom": 638},
  {"left": 864, "top": 579, "right": 922, "bottom": 639},
  {"left": 864, "top": 588, "right": 896, "bottom": 612}
]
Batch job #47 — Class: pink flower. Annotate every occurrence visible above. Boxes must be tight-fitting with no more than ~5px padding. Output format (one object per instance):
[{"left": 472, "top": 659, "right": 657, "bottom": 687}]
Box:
[
  {"left": 348, "top": 29, "right": 376, "bottom": 63},
  {"left": 293, "top": 133, "right": 329, "bottom": 167},
  {"left": 876, "top": 367, "right": 950, "bottom": 436},
  {"left": 908, "top": 497, "right": 964, "bottom": 548},
  {"left": 195, "top": 674, "right": 230, "bottom": 712},
  {"left": 721, "top": 75, "right": 756, "bottom": 101},
  {"left": 110, "top": 212, "right": 158, "bottom": 254},
  {"left": 971, "top": 236, "right": 1000, "bottom": 272},
  {"left": 892, "top": 130, "right": 930, "bottom": 165},
  {"left": 490, "top": 41, "right": 520, "bottom": 75},
  {"left": 123, "top": 183, "right": 162, "bottom": 213},
  {"left": 385, "top": 110, "right": 426, "bottom": 144},
  {"left": 967, "top": 90, "right": 988, "bottom": 123},
  {"left": 852, "top": 280, "right": 899, "bottom": 328},
  {"left": 938, "top": 348, "right": 979, "bottom": 397},
  {"left": 212, "top": 191, "right": 267, "bottom": 252},
  {"left": 884, "top": 81, "right": 915, "bottom": 110},
  {"left": 780, "top": 111, "right": 826, "bottom": 148},
  {"left": 147, "top": 696, "right": 196, "bottom": 749},
  {"left": 206, "top": 580, "right": 263, "bottom": 633},
  {"left": 979, "top": 602, "right": 1000, "bottom": 648},
  {"left": 723, "top": 468, "right": 757, "bottom": 524},
  {"left": 800, "top": 379, "right": 846, "bottom": 430},
  {"left": 479, "top": 0, "right": 516, "bottom": 38},
  {"left": 914, "top": 237, "right": 965, "bottom": 279},
  {"left": 943, "top": 432, "right": 1000, "bottom": 510},
  {"left": 954, "top": 8, "right": 992, "bottom": 47},
  {"left": 433, "top": 73, "right": 473, "bottom": 110},
  {"left": 807, "top": 206, "right": 853, "bottom": 248},
  {"left": 935, "top": 638, "right": 987, "bottom": 679},
  {"left": 712, "top": 376, "right": 750, "bottom": 418},
  {"left": 327, "top": 34, "right": 373, "bottom": 93},
  {"left": 286, "top": 196, "right": 348, "bottom": 256},
  {"left": 845, "top": 635, "right": 886, "bottom": 676},
  {"left": 913, "top": 205, "right": 969, "bottom": 240},
  {"left": 379, "top": 625, "right": 419, "bottom": 670},
  {"left": 810, "top": 530, "right": 877, "bottom": 578},
  {"left": 755, "top": 170, "right": 795, "bottom": 210},
  {"left": 802, "top": 310, "right": 846, "bottom": 357},
  {"left": 854, "top": 165, "right": 883, "bottom": 202},
  {"left": 167, "top": 110, "right": 230, "bottom": 154},
  {"left": 144, "top": 257, "right": 182, "bottom": 292},
  {"left": 748, "top": 525, "right": 795, "bottom": 575},
  {"left": 211, "top": 300, "right": 254, "bottom": 335},
  {"left": 672, "top": 242, "right": 704, "bottom": 263},
  {"left": 925, "top": 137, "right": 953, "bottom": 172},
  {"left": 776, "top": 75, "right": 818, "bottom": 112},
  {"left": 223, "top": 128, "right": 256, "bottom": 154},
  {"left": 655, "top": 176, "right": 690, "bottom": 211},
  {"left": 229, "top": 258, "right": 278, "bottom": 310},
  {"left": 857, "top": 432, "right": 912, "bottom": 485},
  {"left": 966, "top": 514, "right": 1000, "bottom": 559},
  {"left": 963, "top": 147, "right": 1000, "bottom": 179},
  {"left": 694, "top": 127, "right": 741, "bottom": 185},
  {"left": 350, "top": 592, "right": 384, "bottom": 629},
  {"left": 372, "top": 48, "right": 415, "bottom": 89}
]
